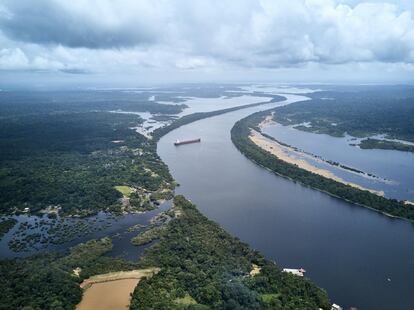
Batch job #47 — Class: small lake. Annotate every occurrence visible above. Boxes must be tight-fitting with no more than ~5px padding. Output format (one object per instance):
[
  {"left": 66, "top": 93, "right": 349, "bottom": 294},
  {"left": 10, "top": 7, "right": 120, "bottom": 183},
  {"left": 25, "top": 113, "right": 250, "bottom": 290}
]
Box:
[
  {"left": 158, "top": 94, "right": 414, "bottom": 310},
  {"left": 76, "top": 278, "right": 139, "bottom": 310}
]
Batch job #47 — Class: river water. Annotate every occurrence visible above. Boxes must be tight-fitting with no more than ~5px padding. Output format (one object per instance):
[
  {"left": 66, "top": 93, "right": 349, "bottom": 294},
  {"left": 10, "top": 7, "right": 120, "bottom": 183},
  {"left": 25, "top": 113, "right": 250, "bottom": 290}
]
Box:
[
  {"left": 262, "top": 123, "right": 414, "bottom": 202},
  {"left": 157, "top": 94, "right": 414, "bottom": 310}
]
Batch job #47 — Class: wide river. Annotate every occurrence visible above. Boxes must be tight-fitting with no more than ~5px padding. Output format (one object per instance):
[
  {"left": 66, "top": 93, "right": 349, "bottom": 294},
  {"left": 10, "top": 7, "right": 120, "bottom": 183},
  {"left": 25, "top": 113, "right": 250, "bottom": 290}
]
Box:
[{"left": 158, "top": 94, "right": 414, "bottom": 310}]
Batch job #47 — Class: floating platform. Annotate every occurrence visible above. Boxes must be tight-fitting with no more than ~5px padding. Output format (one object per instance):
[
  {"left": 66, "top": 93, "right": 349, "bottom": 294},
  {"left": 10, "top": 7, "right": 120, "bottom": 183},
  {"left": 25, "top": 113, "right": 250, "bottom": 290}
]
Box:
[{"left": 174, "top": 138, "right": 201, "bottom": 146}]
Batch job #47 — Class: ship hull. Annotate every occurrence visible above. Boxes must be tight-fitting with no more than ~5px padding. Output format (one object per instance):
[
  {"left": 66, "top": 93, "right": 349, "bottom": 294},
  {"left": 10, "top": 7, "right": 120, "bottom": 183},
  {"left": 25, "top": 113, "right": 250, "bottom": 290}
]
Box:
[{"left": 174, "top": 138, "right": 201, "bottom": 146}]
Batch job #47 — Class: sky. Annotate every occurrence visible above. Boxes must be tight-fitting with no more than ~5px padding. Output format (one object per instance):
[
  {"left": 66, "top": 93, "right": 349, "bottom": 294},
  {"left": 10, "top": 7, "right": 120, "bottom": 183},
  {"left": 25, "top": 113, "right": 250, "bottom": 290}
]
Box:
[{"left": 0, "top": 0, "right": 413, "bottom": 87}]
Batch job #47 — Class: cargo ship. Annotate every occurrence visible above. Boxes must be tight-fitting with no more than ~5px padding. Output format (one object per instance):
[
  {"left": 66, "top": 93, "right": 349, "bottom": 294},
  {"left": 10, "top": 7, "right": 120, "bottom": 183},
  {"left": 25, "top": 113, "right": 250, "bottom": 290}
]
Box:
[{"left": 174, "top": 138, "right": 201, "bottom": 146}]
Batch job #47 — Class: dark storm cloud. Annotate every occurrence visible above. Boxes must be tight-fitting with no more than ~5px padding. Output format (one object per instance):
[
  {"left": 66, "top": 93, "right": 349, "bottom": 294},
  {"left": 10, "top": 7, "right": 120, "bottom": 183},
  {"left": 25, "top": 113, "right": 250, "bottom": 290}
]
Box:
[{"left": 0, "top": 0, "right": 156, "bottom": 49}]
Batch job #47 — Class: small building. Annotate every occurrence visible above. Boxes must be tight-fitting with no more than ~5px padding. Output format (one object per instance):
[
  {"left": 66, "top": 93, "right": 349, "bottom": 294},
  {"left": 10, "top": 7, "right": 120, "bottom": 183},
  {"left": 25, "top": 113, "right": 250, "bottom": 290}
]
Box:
[
  {"left": 282, "top": 268, "right": 306, "bottom": 277},
  {"left": 23, "top": 207, "right": 30, "bottom": 213}
]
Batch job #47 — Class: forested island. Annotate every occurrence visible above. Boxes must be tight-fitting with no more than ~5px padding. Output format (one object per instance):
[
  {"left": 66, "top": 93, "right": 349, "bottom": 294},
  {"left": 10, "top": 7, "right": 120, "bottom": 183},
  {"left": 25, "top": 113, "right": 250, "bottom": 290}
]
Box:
[
  {"left": 272, "top": 87, "right": 414, "bottom": 152},
  {"left": 231, "top": 110, "right": 414, "bottom": 222},
  {"left": 359, "top": 138, "right": 414, "bottom": 153}
]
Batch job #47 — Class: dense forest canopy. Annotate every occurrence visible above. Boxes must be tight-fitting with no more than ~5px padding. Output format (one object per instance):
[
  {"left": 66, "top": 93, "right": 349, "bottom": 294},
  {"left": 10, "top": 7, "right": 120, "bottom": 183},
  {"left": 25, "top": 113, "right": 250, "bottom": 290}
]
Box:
[
  {"left": 0, "top": 94, "right": 176, "bottom": 215},
  {"left": 273, "top": 87, "right": 414, "bottom": 143},
  {"left": 0, "top": 90, "right": 186, "bottom": 117}
]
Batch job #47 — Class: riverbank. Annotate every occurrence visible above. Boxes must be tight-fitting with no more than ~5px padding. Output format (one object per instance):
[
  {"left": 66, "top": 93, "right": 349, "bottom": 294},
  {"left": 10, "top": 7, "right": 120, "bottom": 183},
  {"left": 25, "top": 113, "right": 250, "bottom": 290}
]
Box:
[
  {"left": 231, "top": 110, "right": 414, "bottom": 222},
  {"left": 249, "top": 129, "right": 384, "bottom": 196},
  {"left": 79, "top": 268, "right": 160, "bottom": 289},
  {"left": 130, "top": 195, "right": 331, "bottom": 309}
]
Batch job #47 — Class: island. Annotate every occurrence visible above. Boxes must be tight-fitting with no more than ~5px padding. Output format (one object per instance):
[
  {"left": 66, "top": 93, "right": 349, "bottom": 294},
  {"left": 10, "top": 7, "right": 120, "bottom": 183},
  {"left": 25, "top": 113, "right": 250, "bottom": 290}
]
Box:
[{"left": 231, "top": 107, "right": 414, "bottom": 222}]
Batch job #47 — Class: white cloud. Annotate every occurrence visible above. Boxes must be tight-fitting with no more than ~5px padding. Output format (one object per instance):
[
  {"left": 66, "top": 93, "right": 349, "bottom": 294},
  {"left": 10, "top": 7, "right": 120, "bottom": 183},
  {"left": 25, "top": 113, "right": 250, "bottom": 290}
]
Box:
[
  {"left": 0, "top": 0, "right": 413, "bottom": 80},
  {"left": 0, "top": 48, "right": 29, "bottom": 69}
]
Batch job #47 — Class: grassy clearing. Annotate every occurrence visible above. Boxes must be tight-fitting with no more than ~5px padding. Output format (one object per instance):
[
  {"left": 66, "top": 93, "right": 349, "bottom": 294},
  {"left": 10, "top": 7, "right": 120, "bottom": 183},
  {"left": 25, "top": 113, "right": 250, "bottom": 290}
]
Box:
[
  {"left": 260, "top": 293, "right": 281, "bottom": 303},
  {"left": 174, "top": 294, "right": 198, "bottom": 305},
  {"left": 114, "top": 186, "right": 134, "bottom": 197}
]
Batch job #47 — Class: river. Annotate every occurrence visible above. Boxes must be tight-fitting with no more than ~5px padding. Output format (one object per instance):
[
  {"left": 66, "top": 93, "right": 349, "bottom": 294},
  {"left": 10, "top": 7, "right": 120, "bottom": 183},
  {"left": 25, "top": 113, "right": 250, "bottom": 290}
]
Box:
[
  {"left": 262, "top": 123, "right": 414, "bottom": 202},
  {"left": 157, "top": 94, "right": 414, "bottom": 310}
]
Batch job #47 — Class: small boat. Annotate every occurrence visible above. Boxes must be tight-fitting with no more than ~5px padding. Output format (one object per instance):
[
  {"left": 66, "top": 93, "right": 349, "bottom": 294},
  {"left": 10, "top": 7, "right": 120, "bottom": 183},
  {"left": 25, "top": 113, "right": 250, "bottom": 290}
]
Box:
[{"left": 174, "top": 138, "right": 201, "bottom": 146}]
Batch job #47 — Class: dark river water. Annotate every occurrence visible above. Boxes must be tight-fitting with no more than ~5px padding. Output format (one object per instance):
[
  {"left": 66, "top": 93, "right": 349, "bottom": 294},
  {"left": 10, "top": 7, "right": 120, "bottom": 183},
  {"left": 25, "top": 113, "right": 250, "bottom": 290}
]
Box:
[{"left": 157, "top": 95, "right": 414, "bottom": 310}]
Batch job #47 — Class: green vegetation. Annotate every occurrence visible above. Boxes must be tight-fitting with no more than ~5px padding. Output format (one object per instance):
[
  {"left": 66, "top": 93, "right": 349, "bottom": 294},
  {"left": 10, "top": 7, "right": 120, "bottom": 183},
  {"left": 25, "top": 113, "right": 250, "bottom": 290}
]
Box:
[
  {"left": 150, "top": 189, "right": 175, "bottom": 201},
  {"left": 272, "top": 88, "right": 414, "bottom": 148},
  {"left": 131, "top": 225, "right": 166, "bottom": 246},
  {"left": 0, "top": 111, "right": 174, "bottom": 216},
  {"left": 114, "top": 186, "right": 134, "bottom": 197},
  {"left": 260, "top": 293, "right": 281, "bottom": 303},
  {"left": 0, "top": 90, "right": 187, "bottom": 117},
  {"left": 359, "top": 138, "right": 414, "bottom": 153},
  {"left": 0, "top": 218, "right": 17, "bottom": 239},
  {"left": 0, "top": 238, "right": 137, "bottom": 310},
  {"left": 231, "top": 110, "right": 414, "bottom": 222},
  {"left": 174, "top": 294, "right": 198, "bottom": 305},
  {"left": 130, "top": 196, "right": 330, "bottom": 309}
]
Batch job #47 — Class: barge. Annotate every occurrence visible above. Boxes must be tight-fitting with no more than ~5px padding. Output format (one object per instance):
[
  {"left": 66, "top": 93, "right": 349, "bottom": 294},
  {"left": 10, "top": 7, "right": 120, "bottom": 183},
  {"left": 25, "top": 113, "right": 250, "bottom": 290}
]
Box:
[{"left": 174, "top": 138, "right": 201, "bottom": 146}]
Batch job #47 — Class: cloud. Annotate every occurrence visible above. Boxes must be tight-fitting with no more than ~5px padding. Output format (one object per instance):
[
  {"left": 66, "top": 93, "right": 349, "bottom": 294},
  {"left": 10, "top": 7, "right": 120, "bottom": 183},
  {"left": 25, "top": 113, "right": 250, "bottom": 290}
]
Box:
[
  {"left": 0, "top": 0, "right": 413, "bottom": 74},
  {"left": 58, "top": 68, "right": 90, "bottom": 74},
  {"left": 0, "top": 48, "right": 29, "bottom": 69},
  {"left": 0, "top": 0, "right": 164, "bottom": 48}
]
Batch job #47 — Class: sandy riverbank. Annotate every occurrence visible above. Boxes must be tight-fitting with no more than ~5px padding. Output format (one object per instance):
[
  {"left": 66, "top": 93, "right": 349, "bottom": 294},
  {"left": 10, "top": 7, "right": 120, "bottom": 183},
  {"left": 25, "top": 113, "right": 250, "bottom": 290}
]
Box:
[{"left": 249, "top": 130, "right": 384, "bottom": 196}]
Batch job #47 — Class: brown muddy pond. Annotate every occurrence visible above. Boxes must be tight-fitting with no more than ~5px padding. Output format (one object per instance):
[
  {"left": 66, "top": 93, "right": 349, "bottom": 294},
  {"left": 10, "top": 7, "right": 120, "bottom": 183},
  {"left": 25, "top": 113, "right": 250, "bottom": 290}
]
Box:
[{"left": 76, "top": 279, "right": 139, "bottom": 310}]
